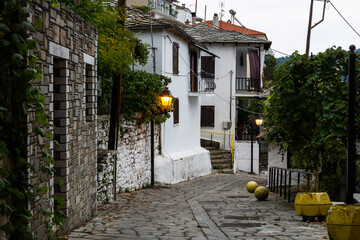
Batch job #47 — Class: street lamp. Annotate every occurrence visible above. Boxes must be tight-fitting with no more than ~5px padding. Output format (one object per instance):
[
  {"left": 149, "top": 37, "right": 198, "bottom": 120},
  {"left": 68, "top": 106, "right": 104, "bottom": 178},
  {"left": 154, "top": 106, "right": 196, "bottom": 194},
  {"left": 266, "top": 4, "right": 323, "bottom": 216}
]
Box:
[
  {"left": 251, "top": 116, "right": 263, "bottom": 174},
  {"left": 159, "top": 87, "right": 173, "bottom": 111},
  {"left": 151, "top": 87, "right": 174, "bottom": 186}
]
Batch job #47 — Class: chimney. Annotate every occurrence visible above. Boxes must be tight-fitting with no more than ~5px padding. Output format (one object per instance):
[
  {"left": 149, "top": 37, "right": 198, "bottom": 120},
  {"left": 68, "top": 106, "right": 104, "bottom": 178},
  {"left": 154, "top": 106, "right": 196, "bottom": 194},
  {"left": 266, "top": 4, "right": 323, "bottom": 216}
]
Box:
[
  {"left": 192, "top": 12, "right": 196, "bottom": 24},
  {"left": 213, "top": 13, "right": 219, "bottom": 28},
  {"left": 182, "top": 4, "right": 185, "bottom": 8}
]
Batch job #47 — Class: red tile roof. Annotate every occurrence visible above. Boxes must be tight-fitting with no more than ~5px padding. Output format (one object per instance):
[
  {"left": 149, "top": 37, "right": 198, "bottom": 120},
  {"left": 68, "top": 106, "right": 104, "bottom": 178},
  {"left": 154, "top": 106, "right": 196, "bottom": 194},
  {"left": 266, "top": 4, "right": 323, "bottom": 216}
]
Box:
[{"left": 200, "top": 20, "right": 267, "bottom": 38}]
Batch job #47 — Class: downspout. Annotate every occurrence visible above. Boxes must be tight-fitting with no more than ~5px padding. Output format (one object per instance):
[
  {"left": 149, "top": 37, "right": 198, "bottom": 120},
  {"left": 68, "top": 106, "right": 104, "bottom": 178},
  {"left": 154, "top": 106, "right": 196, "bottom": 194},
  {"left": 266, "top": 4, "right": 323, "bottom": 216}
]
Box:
[
  {"left": 258, "top": 45, "right": 261, "bottom": 90},
  {"left": 229, "top": 70, "right": 233, "bottom": 162},
  {"left": 230, "top": 70, "right": 233, "bottom": 121}
]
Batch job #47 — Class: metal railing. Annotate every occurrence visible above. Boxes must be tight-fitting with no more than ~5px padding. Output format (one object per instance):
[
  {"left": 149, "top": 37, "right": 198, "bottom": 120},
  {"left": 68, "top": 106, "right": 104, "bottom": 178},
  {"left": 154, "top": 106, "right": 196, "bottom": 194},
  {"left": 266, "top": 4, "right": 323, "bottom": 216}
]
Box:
[
  {"left": 199, "top": 78, "right": 216, "bottom": 92},
  {"left": 190, "top": 77, "right": 216, "bottom": 93},
  {"left": 235, "top": 124, "right": 259, "bottom": 141},
  {"left": 235, "top": 77, "right": 260, "bottom": 91},
  {"left": 269, "top": 167, "right": 316, "bottom": 203},
  {"left": 151, "top": 1, "right": 177, "bottom": 17}
]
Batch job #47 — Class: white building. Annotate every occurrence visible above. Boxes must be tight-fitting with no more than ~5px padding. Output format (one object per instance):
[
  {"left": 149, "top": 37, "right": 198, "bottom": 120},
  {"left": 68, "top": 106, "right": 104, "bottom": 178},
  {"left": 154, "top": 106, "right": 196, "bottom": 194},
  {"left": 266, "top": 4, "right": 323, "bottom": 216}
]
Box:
[
  {"left": 185, "top": 14, "right": 271, "bottom": 174},
  {"left": 127, "top": 0, "right": 197, "bottom": 24},
  {"left": 126, "top": 7, "right": 216, "bottom": 184}
]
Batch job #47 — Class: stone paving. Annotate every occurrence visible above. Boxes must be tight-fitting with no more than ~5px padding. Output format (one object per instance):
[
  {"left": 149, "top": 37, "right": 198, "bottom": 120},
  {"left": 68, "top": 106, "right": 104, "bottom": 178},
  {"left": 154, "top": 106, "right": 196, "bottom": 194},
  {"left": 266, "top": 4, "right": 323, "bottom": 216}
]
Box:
[{"left": 67, "top": 173, "right": 328, "bottom": 240}]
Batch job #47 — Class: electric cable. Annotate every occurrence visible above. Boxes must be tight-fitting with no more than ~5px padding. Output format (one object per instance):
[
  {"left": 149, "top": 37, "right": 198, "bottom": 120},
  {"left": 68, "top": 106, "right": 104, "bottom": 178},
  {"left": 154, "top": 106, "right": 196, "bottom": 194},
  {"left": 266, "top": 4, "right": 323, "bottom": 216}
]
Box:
[{"left": 328, "top": 0, "right": 360, "bottom": 39}]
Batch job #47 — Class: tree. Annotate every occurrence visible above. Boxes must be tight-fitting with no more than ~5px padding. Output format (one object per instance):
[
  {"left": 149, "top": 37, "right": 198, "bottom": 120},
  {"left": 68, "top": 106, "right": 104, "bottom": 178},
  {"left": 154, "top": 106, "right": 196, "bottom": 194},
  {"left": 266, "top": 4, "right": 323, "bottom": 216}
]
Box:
[
  {"left": 263, "top": 52, "right": 277, "bottom": 86},
  {"left": 265, "top": 47, "right": 360, "bottom": 200}
]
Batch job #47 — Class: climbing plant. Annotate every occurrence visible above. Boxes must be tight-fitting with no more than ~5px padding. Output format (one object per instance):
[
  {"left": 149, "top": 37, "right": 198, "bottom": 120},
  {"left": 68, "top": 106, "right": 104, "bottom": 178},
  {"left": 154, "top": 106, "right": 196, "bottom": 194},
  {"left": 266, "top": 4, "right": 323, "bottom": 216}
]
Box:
[
  {"left": 265, "top": 47, "right": 360, "bottom": 200},
  {"left": 0, "top": 0, "right": 65, "bottom": 239},
  {"left": 121, "top": 71, "right": 172, "bottom": 123}
]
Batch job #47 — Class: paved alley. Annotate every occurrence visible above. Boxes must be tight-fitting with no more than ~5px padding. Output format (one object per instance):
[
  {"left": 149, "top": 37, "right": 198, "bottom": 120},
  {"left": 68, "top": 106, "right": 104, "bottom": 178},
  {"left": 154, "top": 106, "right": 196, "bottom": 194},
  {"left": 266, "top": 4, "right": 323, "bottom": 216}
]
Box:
[{"left": 67, "top": 173, "right": 328, "bottom": 240}]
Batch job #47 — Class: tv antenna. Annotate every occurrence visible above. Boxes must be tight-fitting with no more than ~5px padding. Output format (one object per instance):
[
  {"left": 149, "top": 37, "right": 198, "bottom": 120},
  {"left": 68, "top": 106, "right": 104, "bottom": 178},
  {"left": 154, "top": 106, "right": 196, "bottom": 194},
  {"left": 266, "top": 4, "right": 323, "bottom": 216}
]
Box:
[
  {"left": 229, "top": 9, "right": 245, "bottom": 27},
  {"left": 219, "top": 1, "right": 225, "bottom": 21}
]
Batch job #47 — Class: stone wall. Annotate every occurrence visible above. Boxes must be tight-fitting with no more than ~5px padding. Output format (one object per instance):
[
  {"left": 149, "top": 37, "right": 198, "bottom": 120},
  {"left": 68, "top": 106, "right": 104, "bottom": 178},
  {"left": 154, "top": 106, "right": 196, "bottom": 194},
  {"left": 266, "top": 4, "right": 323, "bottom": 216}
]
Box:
[
  {"left": 234, "top": 141, "right": 260, "bottom": 174},
  {"left": 97, "top": 150, "right": 116, "bottom": 204},
  {"left": 28, "top": 1, "right": 97, "bottom": 238},
  {"left": 98, "top": 115, "right": 160, "bottom": 193}
]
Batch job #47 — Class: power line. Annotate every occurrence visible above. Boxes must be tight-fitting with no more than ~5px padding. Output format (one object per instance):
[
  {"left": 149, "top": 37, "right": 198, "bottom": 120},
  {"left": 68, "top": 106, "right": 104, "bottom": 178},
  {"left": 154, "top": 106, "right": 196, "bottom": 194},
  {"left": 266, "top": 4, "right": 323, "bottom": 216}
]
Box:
[
  {"left": 270, "top": 48, "right": 291, "bottom": 57},
  {"left": 328, "top": 0, "right": 360, "bottom": 39},
  {"left": 213, "top": 92, "right": 264, "bottom": 115}
]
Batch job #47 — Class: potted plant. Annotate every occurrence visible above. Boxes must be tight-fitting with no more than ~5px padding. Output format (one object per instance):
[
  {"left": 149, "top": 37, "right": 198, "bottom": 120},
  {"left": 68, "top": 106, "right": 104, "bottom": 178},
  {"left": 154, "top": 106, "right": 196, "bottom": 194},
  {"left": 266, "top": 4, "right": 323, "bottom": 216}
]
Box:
[
  {"left": 294, "top": 191, "right": 331, "bottom": 221},
  {"left": 326, "top": 204, "right": 360, "bottom": 240},
  {"left": 294, "top": 168, "right": 331, "bottom": 222}
]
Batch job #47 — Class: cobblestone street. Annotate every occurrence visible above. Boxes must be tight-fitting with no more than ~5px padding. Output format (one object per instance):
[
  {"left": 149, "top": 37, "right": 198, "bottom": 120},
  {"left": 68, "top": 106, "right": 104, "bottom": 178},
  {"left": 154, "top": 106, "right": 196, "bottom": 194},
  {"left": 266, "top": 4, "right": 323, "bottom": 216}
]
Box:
[{"left": 68, "top": 173, "right": 328, "bottom": 240}]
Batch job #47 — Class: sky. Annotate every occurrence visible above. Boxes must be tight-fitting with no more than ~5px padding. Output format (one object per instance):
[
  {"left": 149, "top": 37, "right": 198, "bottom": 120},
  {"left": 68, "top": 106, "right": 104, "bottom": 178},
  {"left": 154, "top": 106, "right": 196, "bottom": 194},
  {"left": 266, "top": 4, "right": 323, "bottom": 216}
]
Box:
[{"left": 178, "top": 0, "right": 360, "bottom": 57}]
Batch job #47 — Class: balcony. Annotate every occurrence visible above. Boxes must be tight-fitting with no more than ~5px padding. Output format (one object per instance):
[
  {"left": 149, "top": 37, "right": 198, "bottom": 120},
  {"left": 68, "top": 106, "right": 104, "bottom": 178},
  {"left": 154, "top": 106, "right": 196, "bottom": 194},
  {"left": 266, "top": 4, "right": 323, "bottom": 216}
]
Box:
[
  {"left": 235, "top": 124, "right": 259, "bottom": 141},
  {"left": 189, "top": 76, "right": 216, "bottom": 95},
  {"left": 199, "top": 78, "right": 216, "bottom": 93},
  {"left": 236, "top": 78, "right": 260, "bottom": 92},
  {"left": 151, "top": 1, "right": 177, "bottom": 18}
]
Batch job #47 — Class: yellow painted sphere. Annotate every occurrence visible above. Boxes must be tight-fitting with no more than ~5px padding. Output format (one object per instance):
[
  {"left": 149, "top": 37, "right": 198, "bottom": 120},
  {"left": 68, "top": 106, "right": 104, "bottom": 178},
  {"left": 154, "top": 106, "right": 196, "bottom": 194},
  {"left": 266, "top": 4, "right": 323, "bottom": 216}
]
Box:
[
  {"left": 254, "top": 186, "right": 269, "bottom": 201},
  {"left": 246, "top": 181, "right": 258, "bottom": 193}
]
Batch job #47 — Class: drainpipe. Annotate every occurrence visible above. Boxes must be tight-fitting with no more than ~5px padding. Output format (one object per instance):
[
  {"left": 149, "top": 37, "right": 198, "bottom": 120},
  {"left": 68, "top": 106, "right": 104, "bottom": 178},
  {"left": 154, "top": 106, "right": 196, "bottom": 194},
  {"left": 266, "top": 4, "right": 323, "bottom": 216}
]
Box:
[{"left": 230, "top": 70, "right": 233, "bottom": 122}]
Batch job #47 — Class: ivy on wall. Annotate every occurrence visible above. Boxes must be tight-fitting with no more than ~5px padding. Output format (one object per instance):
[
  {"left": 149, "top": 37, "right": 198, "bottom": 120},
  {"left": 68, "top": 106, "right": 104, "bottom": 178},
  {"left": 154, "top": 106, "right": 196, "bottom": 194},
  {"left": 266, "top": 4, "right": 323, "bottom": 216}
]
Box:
[{"left": 0, "top": 0, "right": 65, "bottom": 239}]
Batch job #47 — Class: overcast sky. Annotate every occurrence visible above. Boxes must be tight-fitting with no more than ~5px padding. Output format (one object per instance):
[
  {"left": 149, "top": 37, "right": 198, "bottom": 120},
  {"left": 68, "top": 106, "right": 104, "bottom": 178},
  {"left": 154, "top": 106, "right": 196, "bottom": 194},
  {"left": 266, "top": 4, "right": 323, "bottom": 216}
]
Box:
[{"left": 179, "top": 0, "right": 360, "bottom": 57}]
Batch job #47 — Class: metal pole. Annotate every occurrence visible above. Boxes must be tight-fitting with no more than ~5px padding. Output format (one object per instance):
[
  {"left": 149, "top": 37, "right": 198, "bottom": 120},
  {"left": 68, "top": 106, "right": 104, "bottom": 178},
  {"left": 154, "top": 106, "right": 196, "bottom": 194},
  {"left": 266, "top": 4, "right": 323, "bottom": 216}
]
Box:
[
  {"left": 250, "top": 120, "right": 254, "bottom": 173},
  {"left": 306, "top": 0, "right": 314, "bottom": 57},
  {"left": 151, "top": 119, "right": 155, "bottom": 186},
  {"left": 149, "top": 0, "right": 156, "bottom": 186},
  {"left": 346, "top": 45, "right": 356, "bottom": 204}
]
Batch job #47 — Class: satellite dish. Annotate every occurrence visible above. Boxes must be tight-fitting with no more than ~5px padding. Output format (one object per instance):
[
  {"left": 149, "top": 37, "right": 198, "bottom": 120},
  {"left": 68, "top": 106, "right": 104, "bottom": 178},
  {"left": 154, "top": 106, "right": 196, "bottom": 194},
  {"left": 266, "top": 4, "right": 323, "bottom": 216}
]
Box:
[{"left": 229, "top": 9, "right": 236, "bottom": 15}]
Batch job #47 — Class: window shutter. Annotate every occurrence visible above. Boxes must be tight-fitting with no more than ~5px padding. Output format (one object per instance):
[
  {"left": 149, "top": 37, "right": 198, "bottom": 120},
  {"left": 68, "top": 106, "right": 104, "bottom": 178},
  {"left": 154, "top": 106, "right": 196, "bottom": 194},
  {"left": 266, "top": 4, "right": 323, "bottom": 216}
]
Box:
[
  {"left": 201, "top": 56, "right": 215, "bottom": 78},
  {"left": 201, "top": 106, "right": 214, "bottom": 127},
  {"left": 173, "top": 98, "right": 179, "bottom": 124},
  {"left": 173, "top": 43, "right": 179, "bottom": 74}
]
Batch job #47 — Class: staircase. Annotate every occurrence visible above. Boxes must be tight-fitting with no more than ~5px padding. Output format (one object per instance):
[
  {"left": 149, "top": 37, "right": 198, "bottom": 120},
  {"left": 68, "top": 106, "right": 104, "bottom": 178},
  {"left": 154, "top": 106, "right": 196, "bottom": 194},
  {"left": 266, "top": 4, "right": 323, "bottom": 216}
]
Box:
[{"left": 201, "top": 139, "right": 233, "bottom": 174}]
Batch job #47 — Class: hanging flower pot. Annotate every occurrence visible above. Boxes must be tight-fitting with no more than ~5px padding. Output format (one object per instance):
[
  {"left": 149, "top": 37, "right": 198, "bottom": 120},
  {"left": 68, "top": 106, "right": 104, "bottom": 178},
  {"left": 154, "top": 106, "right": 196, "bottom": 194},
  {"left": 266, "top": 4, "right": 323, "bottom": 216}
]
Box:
[
  {"left": 294, "top": 192, "right": 331, "bottom": 221},
  {"left": 326, "top": 204, "right": 360, "bottom": 240}
]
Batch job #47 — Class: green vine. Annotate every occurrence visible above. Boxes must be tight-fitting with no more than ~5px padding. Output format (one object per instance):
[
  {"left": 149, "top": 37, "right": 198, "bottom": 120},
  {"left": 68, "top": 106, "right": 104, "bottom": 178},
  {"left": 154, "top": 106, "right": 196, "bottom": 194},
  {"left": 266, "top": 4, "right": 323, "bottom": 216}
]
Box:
[{"left": 0, "top": 0, "right": 65, "bottom": 239}]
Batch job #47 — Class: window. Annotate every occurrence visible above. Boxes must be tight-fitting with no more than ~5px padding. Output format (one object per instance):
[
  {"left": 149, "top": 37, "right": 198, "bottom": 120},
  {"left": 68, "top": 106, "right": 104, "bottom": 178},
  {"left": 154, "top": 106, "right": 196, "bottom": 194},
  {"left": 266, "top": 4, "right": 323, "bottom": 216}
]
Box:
[
  {"left": 201, "top": 56, "right": 215, "bottom": 78},
  {"left": 190, "top": 49, "right": 198, "bottom": 92},
  {"left": 172, "top": 42, "right": 179, "bottom": 74},
  {"left": 173, "top": 98, "right": 179, "bottom": 124},
  {"left": 201, "top": 106, "right": 215, "bottom": 127}
]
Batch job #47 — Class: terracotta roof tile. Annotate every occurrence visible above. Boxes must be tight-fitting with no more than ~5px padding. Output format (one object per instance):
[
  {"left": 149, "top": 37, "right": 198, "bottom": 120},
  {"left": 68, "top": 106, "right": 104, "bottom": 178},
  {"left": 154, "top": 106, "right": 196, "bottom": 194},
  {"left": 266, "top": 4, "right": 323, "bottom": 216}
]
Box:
[{"left": 201, "top": 20, "right": 267, "bottom": 38}]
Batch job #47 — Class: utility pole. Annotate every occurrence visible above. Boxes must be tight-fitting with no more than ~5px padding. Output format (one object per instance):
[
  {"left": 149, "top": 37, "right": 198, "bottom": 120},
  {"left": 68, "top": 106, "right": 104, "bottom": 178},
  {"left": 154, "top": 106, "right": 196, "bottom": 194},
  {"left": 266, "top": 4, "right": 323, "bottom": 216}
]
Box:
[
  {"left": 109, "top": 0, "right": 127, "bottom": 199},
  {"left": 109, "top": 0, "right": 127, "bottom": 150},
  {"left": 306, "top": 0, "right": 327, "bottom": 57}
]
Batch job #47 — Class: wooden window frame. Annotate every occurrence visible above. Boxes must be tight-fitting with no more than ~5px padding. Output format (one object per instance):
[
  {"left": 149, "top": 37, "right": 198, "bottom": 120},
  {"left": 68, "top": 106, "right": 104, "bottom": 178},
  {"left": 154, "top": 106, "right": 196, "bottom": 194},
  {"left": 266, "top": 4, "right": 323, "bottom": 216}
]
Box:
[
  {"left": 173, "top": 42, "right": 179, "bottom": 74},
  {"left": 173, "top": 98, "right": 179, "bottom": 124},
  {"left": 201, "top": 106, "right": 215, "bottom": 127},
  {"left": 201, "top": 56, "right": 215, "bottom": 78}
]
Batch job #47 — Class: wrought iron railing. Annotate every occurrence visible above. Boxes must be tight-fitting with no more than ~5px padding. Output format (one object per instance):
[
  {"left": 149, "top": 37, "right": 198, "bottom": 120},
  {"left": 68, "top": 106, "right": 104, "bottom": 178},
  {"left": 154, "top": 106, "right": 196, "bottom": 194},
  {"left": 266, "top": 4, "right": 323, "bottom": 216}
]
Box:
[
  {"left": 199, "top": 78, "right": 216, "bottom": 92},
  {"left": 235, "top": 124, "right": 258, "bottom": 140},
  {"left": 151, "top": 1, "right": 177, "bottom": 17},
  {"left": 268, "top": 167, "right": 316, "bottom": 203},
  {"left": 235, "top": 77, "right": 260, "bottom": 91},
  {"left": 190, "top": 77, "right": 216, "bottom": 93}
]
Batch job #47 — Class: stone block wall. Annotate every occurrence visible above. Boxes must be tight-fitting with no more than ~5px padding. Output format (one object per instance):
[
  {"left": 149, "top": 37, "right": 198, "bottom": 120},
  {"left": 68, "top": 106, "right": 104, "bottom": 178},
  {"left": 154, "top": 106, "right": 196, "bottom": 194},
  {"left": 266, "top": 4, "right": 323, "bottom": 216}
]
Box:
[
  {"left": 234, "top": 141, "right": 260, "bottom": 174},
  {"left": 97, "top": 150, "right": 116, "bottom": 204},
  {"left": 97, "top": 116, "right": 160, "bottom": 193},
  {"left": 27, "top": 1, "right": 97, "bottom": 238}
]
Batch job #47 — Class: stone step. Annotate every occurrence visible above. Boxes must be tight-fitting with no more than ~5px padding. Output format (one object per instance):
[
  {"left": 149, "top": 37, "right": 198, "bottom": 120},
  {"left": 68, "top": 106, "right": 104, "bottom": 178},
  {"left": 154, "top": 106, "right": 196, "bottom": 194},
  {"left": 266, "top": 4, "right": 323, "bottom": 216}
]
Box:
[
  {"left": 212, "top": 168, "right": 233, "bottom": 174},
  {"left": 204, "top": 146, "right": 218, "bottom": 151},
  {"left": 210, "top": 150, "right": 232, "bottom": 155},
  {"left": 211, "top": 159, "right": 232, "bottom": 165}
]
